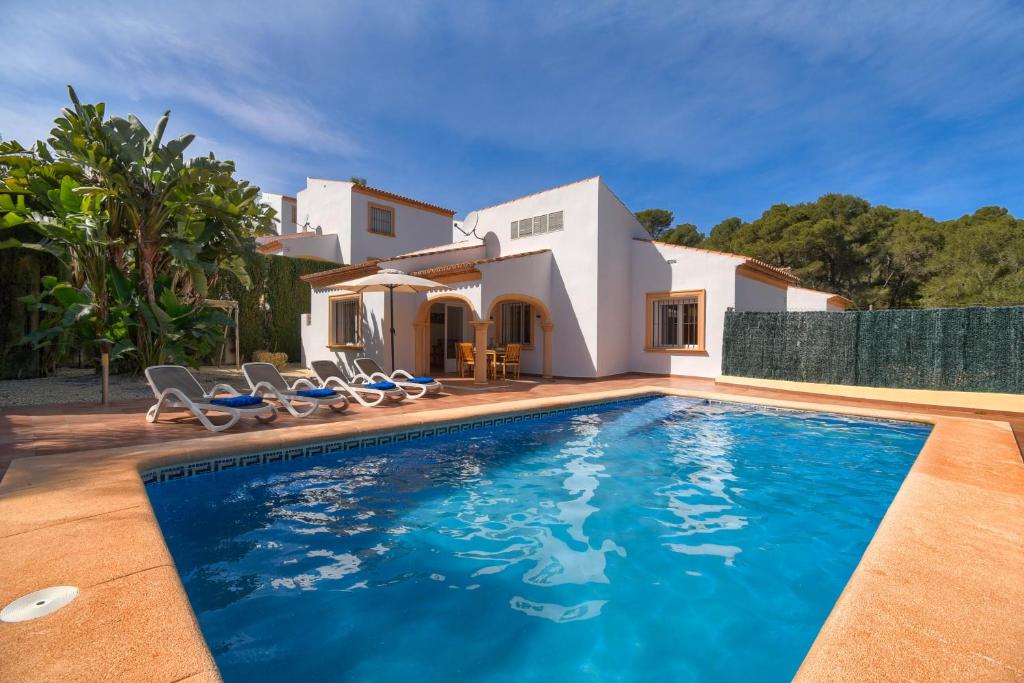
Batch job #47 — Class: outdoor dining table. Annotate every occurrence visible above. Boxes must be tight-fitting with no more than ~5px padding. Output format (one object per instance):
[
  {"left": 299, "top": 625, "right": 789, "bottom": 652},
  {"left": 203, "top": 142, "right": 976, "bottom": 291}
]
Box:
[{"left": 473, "top": 347, "right": 506, "bottom": 379}]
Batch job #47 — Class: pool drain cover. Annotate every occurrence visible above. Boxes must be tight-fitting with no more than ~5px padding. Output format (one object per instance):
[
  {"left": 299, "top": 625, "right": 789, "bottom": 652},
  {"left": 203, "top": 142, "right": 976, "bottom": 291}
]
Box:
[{"left": 1, "top": 586, "right": 79, "bottom": 623}]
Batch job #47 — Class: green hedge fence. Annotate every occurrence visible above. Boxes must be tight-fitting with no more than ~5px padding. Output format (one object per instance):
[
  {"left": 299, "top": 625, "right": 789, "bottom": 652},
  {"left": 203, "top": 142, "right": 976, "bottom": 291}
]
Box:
[
  {"left": 0, "top": 253, "right": 337, "bottom": 379},
  {"left": 722, "top": 307, "right": 1024, "bottom": 394},
  {"left": 217, "top": 255, "right": 337, "bottom": 364}
]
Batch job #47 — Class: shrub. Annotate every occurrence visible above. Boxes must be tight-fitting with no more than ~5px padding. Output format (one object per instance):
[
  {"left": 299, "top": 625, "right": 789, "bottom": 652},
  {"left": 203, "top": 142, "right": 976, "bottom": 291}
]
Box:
[{"left": 252, "top": 350, "right": 289, "bottom": 370}]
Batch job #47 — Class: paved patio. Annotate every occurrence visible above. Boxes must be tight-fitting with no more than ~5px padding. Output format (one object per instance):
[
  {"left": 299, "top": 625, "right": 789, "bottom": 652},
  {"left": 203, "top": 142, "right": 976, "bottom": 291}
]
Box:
[
  {"left": 0, "top": 374, "right": 1021, "bottom": 682},
  {"left": 1, "top": 373, "right": 1020, "bottom": 479}
]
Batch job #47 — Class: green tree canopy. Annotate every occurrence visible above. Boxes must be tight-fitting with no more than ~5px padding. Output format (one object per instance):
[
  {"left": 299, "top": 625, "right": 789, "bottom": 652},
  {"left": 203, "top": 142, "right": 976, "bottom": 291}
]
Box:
[
  {"left": 634, "top": 208, "right": 673, "bottom": 238},
  {"left": 691, "top": 194, "right": 1022, "bottom": 309},
  {"left": 703, "top": 217, "right": 743, "bottom": 251},
  {"left": 660, "top": 223, "right": 704, "bottom": 247},
  {"left": 920, "top": 207, "right": 1024, "bottom": 306}
]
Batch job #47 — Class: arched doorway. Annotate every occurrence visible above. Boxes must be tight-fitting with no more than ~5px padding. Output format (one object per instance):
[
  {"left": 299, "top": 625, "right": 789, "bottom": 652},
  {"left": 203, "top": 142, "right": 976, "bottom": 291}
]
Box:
[
  {"left": 413, "top": 294, "right": 480, "bottom": 377},
  {"left": 486, "top": 293, "right": 554, "bottom": 379}
]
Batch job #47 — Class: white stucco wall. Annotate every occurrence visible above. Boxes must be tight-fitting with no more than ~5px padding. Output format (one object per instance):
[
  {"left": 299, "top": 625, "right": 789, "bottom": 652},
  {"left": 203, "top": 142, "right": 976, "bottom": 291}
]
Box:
[
  {"left": 734, "top": 274, "right": 788, "bottom": 312},
  {"left": 274, "top": 235, "right": 343, "bottom": 262},
  {"left": 349, "top": 191, "right": 455, "bottom": 265},
  {"left": 596, "top": 180, "right": 649, "bottom": 376},
  {"left": 479, "top": 251, "right": 553, "bottom": 376},
  {"left": 259, "top": 193, "right": 297, "bottom": 235},
  {"left": 629, "top": 241, "right": 742, "bottom": 377},
  {"left": 787, "top": 286, "right": 846, "bottom": 311},
  {"left": 469, "top": 178, "right": 602, "bottom": 377},
  {"left": 296, "top": 178, "right": 352, "bottom": 261}
]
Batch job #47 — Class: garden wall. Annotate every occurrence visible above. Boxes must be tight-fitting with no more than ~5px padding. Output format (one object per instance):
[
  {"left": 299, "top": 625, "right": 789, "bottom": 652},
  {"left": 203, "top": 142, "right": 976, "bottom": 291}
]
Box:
[{"left": 722, "top": 306, "right": 1024, "bottom": 394}]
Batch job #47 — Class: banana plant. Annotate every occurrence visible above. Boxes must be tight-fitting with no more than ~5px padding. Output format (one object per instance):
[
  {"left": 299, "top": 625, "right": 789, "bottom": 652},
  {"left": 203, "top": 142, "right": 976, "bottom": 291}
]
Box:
[{"left": 0, "top": 87, "right": 276, "bottom": 399}]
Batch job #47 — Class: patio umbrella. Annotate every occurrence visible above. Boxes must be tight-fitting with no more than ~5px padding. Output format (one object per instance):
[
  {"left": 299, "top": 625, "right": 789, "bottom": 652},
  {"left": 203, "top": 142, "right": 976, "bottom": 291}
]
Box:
[{"left": 335, "top": 268, "right": 449, "bottom": 371}]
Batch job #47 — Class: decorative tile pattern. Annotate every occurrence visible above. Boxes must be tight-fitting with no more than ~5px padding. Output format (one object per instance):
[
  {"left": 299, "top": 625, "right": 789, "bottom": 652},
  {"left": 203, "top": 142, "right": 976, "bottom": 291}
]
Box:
[
  {"left": 142, "top": 394, "right": 659, "bottom": 485},
  {"left": 141, "top": 393, "right": 921, "bottom": 485}
]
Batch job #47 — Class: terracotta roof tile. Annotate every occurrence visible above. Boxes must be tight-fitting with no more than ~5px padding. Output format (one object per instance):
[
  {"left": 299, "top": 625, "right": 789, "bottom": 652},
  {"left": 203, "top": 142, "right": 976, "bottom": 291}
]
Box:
[
  {"left": 410, "top": 249, "right": 551, "bottom": 279},
  {"left": 301, "top": 260, "right": 381, "bottom": 287}
]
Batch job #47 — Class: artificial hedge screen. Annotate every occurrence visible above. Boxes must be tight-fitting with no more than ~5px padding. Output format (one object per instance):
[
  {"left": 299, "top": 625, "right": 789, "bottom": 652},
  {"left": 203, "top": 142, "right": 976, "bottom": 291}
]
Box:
[{"left": 722, "top": 306, "right": 1024, "bottom": 394}]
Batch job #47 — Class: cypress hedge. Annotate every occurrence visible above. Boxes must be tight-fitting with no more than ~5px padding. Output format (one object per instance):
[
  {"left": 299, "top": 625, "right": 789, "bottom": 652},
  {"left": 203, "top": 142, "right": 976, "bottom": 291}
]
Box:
[{"left": 218, "top": 255, "right": 338, "bottom": 363}]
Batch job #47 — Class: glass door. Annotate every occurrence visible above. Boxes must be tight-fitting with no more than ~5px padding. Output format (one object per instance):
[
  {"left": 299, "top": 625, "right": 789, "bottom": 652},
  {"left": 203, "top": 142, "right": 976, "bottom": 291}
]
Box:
[{"left": 444, "top": 304, "right": 464, "bottom": 374}]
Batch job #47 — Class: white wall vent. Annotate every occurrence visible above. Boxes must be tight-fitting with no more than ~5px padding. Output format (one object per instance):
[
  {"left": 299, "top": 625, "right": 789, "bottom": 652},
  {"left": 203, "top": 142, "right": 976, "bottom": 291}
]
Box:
[{"left": 511, "top": 210, "right": 563, "bottom": 240}]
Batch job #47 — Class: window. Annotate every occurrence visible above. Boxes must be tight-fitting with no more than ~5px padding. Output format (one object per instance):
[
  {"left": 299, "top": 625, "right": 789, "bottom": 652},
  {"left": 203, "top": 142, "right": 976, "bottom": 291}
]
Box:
[
  {"left": 329, "top": 295, "right": 362, "bottom": 347},
  {"left": 645, "top": 290, "right": 705, "bottom": 352},
  {"left": 511, "top": 210, "right": 563, "bottom": 239},
  {"left": 368, "top": 204, "right": 395, "bottom": 236},
  {"left": 499, "top": 302, "right": 532, "bottom": 345}
]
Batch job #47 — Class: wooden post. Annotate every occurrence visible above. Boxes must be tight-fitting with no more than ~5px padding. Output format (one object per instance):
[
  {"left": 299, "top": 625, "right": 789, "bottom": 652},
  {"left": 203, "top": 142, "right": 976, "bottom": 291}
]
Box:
[
  {"left": 100, "top": 348, "right": 110, "bottom": 405},
  {"left": 541, "top": 322, "right": 554, "bottom": 379},
  {"left": 470, "top": 320, "right": 492, "bottom": 385},
  {"left": 234, "top": 303, "right": 240, "bottom": 367},
  {"left": 413, "top": 322, "right": 429, "bottom": 376}
]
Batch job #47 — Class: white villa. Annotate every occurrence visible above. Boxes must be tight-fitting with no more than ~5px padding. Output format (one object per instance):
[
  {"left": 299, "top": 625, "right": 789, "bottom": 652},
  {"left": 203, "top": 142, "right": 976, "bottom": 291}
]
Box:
[{"left": 258, "top": 176, "right": 850, "bottom": 383}]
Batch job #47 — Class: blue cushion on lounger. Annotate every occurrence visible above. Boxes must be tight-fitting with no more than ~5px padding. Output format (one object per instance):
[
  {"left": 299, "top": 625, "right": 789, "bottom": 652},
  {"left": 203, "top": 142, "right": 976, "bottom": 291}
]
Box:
[
  {"left": 296, "top": 388, "right": 339, "bottom": 398},
  {"left": 408, "top": 377, "right": 435, "bottom": 384},
  {"left": 366, "top": 381, "right": 398, "bottom": 391},
  {"left": 210, "top": 395, "right": 264, "bottom": 408}
]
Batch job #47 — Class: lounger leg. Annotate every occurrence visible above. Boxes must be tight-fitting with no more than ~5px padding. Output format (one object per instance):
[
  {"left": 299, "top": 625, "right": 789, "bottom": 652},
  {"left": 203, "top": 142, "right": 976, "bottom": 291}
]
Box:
[
  {"left": 329, "top": 396, "right": 349, "bottom": 413},
  {"left": 346, "top": 387, "right": 385, "bottom": 407},
  {"left": 277, "top": 394, "right": 316, "bottom": 418},
  {"left": 405, "top": 384, "right": 428, "bottom": 399},
  {"left": 193, "top": 407, "right": 240, "bottom": 433},
  {"left": 256, "top": 406, "right": 278, "bottom": 423},
  {"left": 146, "top": 401, "right": 164, "bottom": 423}
]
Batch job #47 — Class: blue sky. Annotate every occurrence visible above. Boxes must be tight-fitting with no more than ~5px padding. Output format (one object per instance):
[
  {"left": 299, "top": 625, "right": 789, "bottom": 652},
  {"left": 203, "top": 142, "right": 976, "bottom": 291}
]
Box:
[{"left": 3, "top": 1, "right": 1024, "bottom": 230}]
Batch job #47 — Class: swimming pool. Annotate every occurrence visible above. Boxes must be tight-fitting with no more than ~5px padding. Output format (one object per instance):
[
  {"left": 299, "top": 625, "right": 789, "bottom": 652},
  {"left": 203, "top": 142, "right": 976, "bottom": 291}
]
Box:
[{"left": 147, "top": 396, "right": 930, "bottom": 682}]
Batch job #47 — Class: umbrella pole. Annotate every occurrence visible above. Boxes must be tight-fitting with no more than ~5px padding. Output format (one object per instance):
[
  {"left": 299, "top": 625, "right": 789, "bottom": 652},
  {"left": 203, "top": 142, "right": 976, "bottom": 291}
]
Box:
[{"left": 389, "top": 286, "right": 396, "bottom": 372}]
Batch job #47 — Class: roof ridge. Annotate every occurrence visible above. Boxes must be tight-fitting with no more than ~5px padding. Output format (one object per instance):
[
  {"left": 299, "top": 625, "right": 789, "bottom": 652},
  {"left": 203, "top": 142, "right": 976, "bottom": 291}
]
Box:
[
  {"left": 383, "top": 242, "right": 484, "bottom": 262},
  {"left": 304, "top": 177, "right": 455, "bottom": 216},
  {"left": 470, "top": 177, "right": 600, "bottom": 214},
  {"left": 633, "top": 237, "right": 799, "bottom": 283},
  {"left": 410, "top": 249, "right": 551, "bottom": 278}
]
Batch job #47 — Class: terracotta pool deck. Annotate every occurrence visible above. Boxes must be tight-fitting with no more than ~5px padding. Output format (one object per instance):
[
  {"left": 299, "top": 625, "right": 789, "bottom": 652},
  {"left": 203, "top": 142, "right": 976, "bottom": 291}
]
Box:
[{"left": 0, "top": 374, "right": 1021, "bottom": 681}]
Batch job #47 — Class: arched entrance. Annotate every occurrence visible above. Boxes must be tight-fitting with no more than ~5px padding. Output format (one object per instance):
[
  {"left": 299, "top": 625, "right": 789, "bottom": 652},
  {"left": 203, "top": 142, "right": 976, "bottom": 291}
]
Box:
[
  {"left": 486, "top": 293, "right": 554, "bottom": 379},
  {"left": 413, "top": 294, "right": 481, "bottom": 378}
]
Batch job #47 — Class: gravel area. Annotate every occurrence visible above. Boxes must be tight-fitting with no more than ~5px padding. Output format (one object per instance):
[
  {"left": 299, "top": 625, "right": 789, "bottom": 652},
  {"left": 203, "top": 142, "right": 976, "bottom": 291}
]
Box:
[{"left": 0, "top": 365, "right": 316, "bottom": 408}]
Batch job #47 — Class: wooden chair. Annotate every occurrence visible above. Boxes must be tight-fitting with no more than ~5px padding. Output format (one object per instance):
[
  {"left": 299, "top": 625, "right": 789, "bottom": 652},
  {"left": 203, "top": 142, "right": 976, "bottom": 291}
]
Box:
[
  {"left": 498, "top": 343, "right": 522, "bottom": 380},
  {"left": 457, "top": 342, "right": 476, "bottom": 378}
]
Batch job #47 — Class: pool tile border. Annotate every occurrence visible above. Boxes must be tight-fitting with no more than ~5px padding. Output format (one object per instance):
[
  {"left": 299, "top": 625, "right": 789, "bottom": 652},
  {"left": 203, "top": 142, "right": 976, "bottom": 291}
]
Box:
[
  {"left": 141, "top": 393, "right": 931, "bottom": 486},
  {"left": 141, "top": 394, "right": 659, "bottom": 484}
]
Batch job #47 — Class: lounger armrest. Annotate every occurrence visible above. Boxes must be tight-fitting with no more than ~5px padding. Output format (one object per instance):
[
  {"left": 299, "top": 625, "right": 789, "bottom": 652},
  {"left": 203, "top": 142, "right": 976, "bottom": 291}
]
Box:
[
  {"left": 155, "top": 387, "right": 197, "bottom": 406},
  {"left": 250, "top": 381, "right": 286, "bottom": 400},
  {"left": 290, "top": 378, "right": 318, "bottom": 391},
  {"left": 349, "top": 372, "right": 375, "bottom": 386},
  {"left": 391, "top": 369, "right": 414, "bottom": 380},
  {"left": 207, "top": 383, "right": 243, "bottom": 398},
  {"left": 320, "top": 375, "right": 347, "bottom": 389}
]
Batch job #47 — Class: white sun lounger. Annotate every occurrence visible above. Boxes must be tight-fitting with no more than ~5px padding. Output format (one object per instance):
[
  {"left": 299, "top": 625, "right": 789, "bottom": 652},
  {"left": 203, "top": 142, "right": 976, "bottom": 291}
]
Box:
[
  {"left": 144, "top": 365, "right": 277, "bottom": 432},
  {"left": 353, "top": 357, "right": 442, "bottom": 398},
  {"left": 242, "top": 362, "right": 349, "bottom": 417},
  {"left": 311, "top": 360, "right": 407, "bottom": 407}
]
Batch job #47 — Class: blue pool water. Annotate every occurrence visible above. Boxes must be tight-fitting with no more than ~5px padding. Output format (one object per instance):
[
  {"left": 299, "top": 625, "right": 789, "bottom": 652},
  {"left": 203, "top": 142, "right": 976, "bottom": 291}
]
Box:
[{"left": 147, "top": 397, "right": 930, "bottom": 682}]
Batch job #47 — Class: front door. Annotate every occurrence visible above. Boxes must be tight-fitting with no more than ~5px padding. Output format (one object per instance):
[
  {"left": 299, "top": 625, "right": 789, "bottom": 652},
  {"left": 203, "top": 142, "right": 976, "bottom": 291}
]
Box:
[{"left": 444, "top": 304, "right": 465, "bottom": 374}]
